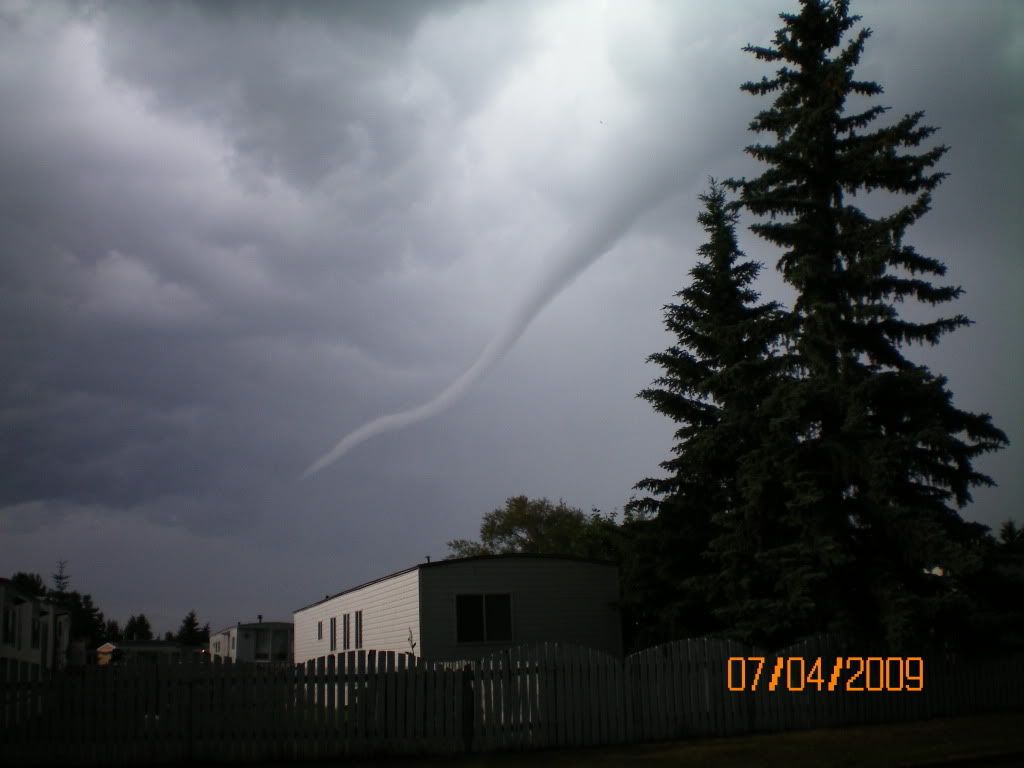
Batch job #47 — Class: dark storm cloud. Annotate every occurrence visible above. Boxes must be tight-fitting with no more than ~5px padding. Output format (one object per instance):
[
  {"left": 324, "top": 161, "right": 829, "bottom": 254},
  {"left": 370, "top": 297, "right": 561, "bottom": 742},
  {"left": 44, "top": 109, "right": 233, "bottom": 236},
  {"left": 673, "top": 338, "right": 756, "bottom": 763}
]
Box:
[
  {"left": 0, "top": 0, "right": 542, "bottom": 559},
  {"left": 1, "top": 1, "right": 1019, "bottom": 633},
  {"left": 92, "top": 0, "right": 515, "bottom": 187}
]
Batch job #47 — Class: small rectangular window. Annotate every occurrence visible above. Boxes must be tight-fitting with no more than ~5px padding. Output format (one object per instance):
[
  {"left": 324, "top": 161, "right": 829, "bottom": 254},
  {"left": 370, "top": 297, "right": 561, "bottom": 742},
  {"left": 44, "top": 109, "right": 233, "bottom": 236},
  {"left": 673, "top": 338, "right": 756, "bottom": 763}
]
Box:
[
  {"left": 456, "top": 593, "right": 512, "bottom": 643},
  {"left": 329, "top": 617, "right": 337, "bottom": 651},
  {"left": 456, "top": 595, "right": 484, "bottom": 643},
  {"left": 317, "top": 620, "right": 323, "bottom": 641},
  {"left": 342, "top": 613, "right": 350, "bottom": 651},
  {"left": 485, "top": 594, "right": 512, "bottom": 641},
  {"left": 255, "top": 630, "right": 270, "bottom": 660},
  {"left": 355, "top": 610, "right": 363, "bottom": 649},
  {"left": 272, "top": 630, "right": 289, "bottom": 661},
  {"left": 231, "top": 635, "right": 235, "bottom": 649},
  {"left": 5, "top": 607, "right": 19, "bottom": 647}
]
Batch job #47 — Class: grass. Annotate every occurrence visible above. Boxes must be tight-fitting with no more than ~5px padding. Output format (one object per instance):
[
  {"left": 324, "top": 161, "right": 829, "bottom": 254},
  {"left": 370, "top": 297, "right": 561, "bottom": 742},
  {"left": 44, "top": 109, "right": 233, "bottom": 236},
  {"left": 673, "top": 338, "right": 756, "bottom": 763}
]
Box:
[{"left": 179, "top": 710, "right": 1024, "bottom": 768}]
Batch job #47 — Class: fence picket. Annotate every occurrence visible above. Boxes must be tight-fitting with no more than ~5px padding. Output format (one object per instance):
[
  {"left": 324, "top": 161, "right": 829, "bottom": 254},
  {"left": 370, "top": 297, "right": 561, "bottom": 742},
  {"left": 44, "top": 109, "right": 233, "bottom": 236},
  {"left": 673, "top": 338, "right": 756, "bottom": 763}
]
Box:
[
  {"left": 496, "top": 652, "right": 508, "bottom": 750},
  {"left": 544, "top": 645, "right": 554, "bottom": 747},
  {"left": 509, "top": 647, "right": 521, "bottom": 750},
  {"left": 579, "top": 645, "right": 590, "bottom": 746},
  {"left": 563, "top": 644, "right": 576, "bottom": 746},
  {"left": 475, "top": 657, "right": 487, "bottom": 752}
]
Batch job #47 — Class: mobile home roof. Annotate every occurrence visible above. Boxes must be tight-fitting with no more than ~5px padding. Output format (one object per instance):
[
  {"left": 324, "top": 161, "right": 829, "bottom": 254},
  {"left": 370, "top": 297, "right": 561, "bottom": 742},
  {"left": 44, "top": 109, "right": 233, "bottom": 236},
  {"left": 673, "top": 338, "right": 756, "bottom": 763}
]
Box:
[{"left": 293, "top": 553, "right": 617, "bottom": 613}]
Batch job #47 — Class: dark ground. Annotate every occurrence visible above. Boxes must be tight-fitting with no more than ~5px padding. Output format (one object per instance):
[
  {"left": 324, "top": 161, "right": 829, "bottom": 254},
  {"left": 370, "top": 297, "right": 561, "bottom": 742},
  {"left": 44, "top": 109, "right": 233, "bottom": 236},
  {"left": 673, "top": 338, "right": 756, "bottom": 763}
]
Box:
[{"left": 158, "top": 710, "right": 1024, "bottom": 768}]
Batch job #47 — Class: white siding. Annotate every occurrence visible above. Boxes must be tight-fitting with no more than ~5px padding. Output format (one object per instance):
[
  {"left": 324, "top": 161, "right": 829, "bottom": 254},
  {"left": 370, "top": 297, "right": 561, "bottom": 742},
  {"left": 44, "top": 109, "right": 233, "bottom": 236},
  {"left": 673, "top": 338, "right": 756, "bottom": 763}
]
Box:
[
  {"left": 215, "top": 623, "right": 293, "bottom": 663},
  {"left": 209, "top": 630, "right": 231, "bottom": 660},
  {"left": 418, "top": 557, "right": 621, "bottom": 662},
  {"left": 236, "top": 625, "right": 256, "bottom": 660},
  {"left": 294, "top": 568, "right": 420, "bottom": 666}
]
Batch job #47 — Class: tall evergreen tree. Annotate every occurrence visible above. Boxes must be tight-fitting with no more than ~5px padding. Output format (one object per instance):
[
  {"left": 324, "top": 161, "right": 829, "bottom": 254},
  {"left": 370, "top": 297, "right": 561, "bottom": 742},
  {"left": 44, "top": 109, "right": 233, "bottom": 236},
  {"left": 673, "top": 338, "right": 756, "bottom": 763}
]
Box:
[
  {"left": 629, "top": 180, "right": 783, "bottom": 641},
  {"left": 176, "top": 610, "right": 205, "bottom": 646},
  {"left": 61, "top": 592, "right": 106, "bottom": 649},
  {"left": 52, "top": 560, "right": 70, "bottom": 595},
  {"left": 123, "top": 614, "right": 154, "bottom": 641},
  {"left": 104, "top": 619, "right": 123, "bottom": 643},
  {"left": 728, "top": 0, "right": 1007, "bottom": 649}
]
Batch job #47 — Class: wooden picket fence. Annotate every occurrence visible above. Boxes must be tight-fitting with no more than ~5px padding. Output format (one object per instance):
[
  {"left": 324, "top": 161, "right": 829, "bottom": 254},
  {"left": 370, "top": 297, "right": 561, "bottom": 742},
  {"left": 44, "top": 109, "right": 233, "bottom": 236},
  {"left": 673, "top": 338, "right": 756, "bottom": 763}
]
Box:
[{"left": 1, "top": 636, "right": 1022, "bottom": 765}]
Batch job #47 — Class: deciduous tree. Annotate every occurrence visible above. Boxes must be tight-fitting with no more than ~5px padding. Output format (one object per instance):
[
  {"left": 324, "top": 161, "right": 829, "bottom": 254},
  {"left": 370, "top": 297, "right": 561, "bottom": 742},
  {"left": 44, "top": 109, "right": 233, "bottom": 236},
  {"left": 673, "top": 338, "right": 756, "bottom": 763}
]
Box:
[
  {"left": 446, "top": 495, "right": 620, "bottom": 562},
  {"left": 10, "top": 572, "right": 46, "bottom": 597}
]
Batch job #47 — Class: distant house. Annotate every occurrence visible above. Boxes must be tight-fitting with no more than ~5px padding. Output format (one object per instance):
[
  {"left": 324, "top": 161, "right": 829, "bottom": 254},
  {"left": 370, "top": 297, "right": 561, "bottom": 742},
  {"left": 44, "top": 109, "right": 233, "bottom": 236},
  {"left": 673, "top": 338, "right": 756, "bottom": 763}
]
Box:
[
  {"left": 95, "top": 640, "right": 203, "bottom": 666},
  {"left": 0, "top": 578, "right": 71, "bottom": 681},
  {"left": 294, "top": 554, "right": 621, "bottom": 666},
  {"left": 209, "top": 618, "right": 293, "bottom": 664}
]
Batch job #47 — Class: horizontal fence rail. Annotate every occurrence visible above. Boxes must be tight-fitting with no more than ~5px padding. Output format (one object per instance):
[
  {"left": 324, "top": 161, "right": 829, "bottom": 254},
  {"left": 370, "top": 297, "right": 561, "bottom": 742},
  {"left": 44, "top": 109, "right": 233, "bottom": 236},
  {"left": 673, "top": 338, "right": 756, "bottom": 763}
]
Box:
[{"left": 2, "top": 637, "right": 1022, "bottom": 765}]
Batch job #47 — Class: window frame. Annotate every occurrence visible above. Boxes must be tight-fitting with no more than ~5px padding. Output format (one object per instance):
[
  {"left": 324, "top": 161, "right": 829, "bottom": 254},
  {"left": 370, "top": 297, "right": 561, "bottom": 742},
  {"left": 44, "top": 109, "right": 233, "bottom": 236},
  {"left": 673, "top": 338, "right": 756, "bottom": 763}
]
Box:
[
  {"left": 354, "top": 610, "right": 363, "bottom": 650},
  {"left": 254, "top": 629, "right": 270, "bottom": 661},
  {"left": 3, "top": 606, "right": 17, "bottom": 647},
  {"left": 329, "top": 617, "right": 337, "bottom": 652},
  {"left": 455, "top": 593, "right": 513, "bottom": 645}
]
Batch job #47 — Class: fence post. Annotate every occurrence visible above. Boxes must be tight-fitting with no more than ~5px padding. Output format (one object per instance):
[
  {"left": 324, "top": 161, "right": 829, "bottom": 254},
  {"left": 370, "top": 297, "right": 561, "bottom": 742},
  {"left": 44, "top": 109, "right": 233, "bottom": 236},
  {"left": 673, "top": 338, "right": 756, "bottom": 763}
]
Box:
[
  {"left": 186, "top": 675, "right": 194, "bottom": 763},
  {"left": 461, "top": 664, "right": 474, "bottom": 753}
]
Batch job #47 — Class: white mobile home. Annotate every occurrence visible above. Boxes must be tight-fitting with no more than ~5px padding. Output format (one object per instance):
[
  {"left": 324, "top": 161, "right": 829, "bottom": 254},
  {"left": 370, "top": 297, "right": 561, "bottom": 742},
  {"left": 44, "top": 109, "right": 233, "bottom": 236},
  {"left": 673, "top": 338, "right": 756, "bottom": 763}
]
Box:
[
  {"left": 210, "top": 619, "right": 293, "bottom": 664},
  {"left": 294, "top": 554, "right": 621, "bottom": 665},
  {"left": 0, "top": 578, "right": 71, "bottom": 681}
]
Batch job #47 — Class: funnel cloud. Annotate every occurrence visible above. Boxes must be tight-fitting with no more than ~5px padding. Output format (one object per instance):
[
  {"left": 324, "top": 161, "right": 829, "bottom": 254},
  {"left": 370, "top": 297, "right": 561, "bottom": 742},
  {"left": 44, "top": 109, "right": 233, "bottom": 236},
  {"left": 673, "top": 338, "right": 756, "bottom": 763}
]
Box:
[{"left": 303, "top": 161, "right": 681, "bottom": 477}]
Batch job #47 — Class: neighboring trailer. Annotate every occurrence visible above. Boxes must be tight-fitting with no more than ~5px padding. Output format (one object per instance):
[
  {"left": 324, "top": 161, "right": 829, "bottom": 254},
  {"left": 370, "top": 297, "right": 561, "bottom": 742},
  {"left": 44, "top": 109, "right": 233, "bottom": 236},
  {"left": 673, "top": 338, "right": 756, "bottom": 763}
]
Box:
[
  {"left": 0, "top": 578, "right": 71, "bottom": 680},
  {"left": 210, "top": 620, "right": 293, "bottom": 663},
  {"left": 294, "top": 554, "right": 621, "bottom": 665}
]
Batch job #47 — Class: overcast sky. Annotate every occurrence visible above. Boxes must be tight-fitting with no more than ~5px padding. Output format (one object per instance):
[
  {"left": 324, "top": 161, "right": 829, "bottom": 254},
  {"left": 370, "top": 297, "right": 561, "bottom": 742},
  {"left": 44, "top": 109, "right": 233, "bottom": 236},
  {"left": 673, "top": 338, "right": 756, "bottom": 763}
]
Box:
[{"left": 2, "top": 0, "right": 1021, "bottom": 637}]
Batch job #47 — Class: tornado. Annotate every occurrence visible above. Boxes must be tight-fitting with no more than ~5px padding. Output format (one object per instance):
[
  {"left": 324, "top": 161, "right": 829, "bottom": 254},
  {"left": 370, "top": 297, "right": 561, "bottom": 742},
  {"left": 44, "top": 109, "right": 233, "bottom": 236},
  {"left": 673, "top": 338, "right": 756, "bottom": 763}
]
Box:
[{"left": 302, "top": 159, "right": 680, "bottom": 478}]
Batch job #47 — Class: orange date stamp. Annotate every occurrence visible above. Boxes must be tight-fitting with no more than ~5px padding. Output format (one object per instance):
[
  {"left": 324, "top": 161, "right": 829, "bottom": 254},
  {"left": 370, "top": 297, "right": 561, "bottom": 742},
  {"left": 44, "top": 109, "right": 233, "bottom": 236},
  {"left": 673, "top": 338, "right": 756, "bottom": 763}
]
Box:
[{"left": 726, "top": 656, "right": 924, "bottom": 692}]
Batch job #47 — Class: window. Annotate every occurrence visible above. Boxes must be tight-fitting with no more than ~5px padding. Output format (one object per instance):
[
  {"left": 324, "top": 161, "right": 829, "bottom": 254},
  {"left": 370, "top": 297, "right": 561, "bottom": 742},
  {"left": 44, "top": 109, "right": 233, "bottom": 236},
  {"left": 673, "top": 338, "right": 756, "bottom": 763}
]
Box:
[
  {"left": 456, "top": 594, "right": 512, "bottom": 643},
  {"left": 2, "top": 606, "right": 16, "bottom": 646},
  {"left": 485, "top": 594, "right": 513, "bottom": 641},
  {"left": 317, "top": 620, "right": 323, "bottom": 641},
  {"left": 456, "top": 595, "right": 484, "bottom": 642},
  {"left": 342, "top": 613, "right": 350, "bottom": 651},
  {"left": 355, "top": 610, "right": 363, "bottom": 649},
  {"left": 329, "top": 617, "right": 337, "bottom": 651},
  {"left": 255, "top": 630, "right": 270, "bottom": 661},
  {"left": 231, "top": 635, "right": 236, "bottom": 650},
  {"left": 272, "top": 630, "right": 289, "bottom": 661},
  {"left": 31, "top": 614, "right": 40, "bottom": 649}
]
